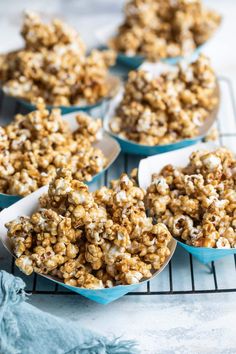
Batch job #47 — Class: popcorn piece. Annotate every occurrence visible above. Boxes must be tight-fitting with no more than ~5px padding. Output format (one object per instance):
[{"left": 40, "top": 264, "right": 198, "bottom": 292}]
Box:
[
  {"left": 216, "top": 237, "right": 231, "bottom": 249},
  {"left": 15, "top": 256, "right": 33, "bottom": 275},
  {"left": 201, "top": 153, "right": 221, "bottom": 171},
  {"left": 204, "top": 127, "right": 219, "bottom": 142},
  {"left": 109, "top": 55, "right": 218, "bottom": 146},
  {"left": 85, "top": 244, "right": 103, "bottom": 270},
  {"left": 146, "top": 147, "right": 236, "bottom": 249}
]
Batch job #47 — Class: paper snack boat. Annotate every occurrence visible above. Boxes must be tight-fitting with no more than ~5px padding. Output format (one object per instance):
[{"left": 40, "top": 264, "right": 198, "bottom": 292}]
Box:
[
  {"left": 175, "top": 240, "right": 236, "bottom": 264},
  {"left": 0, "top": 186, "right": 176, "bottom": 304},
  {"left": 115, "top": 45, "right": 204, "bottom": 69},
  {"left": 138, "top": 142, "right": 236, "bottom": 264},
  {"left": 95, "top": 24, "right": 205, "bottom": 69},
  {"left": 0, "top": 112, "right": 121, "bottom": 208},
  {"left": 105, "top": 63, "right": 220, "bottom": 156},
  {"left": 5, "top": 74, "right": 121, "bottom": 116}
]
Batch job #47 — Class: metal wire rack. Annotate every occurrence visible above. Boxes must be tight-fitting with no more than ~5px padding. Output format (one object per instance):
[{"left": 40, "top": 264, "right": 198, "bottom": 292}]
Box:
[{"left": 1, "top": 76, "right": 236, "bottom": 297}]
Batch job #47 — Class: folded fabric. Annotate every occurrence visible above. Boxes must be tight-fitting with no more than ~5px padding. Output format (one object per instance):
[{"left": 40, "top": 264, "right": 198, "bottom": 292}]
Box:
[{"left": 0, "top": 270, "right": 138, "bottom": 354}]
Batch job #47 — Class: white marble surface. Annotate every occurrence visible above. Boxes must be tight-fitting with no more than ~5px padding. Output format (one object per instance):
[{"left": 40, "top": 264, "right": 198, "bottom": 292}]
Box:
[
  {"left": 31, "top": 293, "right": 236, "bottom": 354},
  {"left": 0, "top": 1, "right": 236, "bottom": 353}
]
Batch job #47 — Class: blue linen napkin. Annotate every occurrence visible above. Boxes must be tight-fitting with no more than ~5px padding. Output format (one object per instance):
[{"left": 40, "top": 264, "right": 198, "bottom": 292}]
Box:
[{"left": 0, "top": 271, "right": 138, "bottom": 354}]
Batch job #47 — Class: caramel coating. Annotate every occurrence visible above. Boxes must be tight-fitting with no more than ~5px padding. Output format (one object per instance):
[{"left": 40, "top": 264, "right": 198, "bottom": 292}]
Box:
[
  {"left": 6, "top": 169, "right": 172, "bottom": 288},
  {"left": 110, "top": 0, "right": 221, "bottom": 61},
  {"left": 109, "top": 55, "right": 218, "bottom": 146},
  {"left": 146, "top": 147, "right": 236, "bottom": 248},
  {"left": 0, "top": 12, "right": 116, "bottom": 106},
  {"left": 0, "top": 102, "right": 107, "bottom": 196}
]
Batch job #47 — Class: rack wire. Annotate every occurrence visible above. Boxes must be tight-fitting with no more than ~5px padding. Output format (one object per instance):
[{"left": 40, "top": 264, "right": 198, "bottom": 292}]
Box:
[{"left": 1, "top": 76, "right": 236, "bottom": 297}]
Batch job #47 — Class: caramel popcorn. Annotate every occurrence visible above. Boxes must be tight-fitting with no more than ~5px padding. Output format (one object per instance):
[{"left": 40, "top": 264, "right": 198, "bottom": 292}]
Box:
[
  {"left": 203, "top": 126, "right": 219, "bottom": 142},
  {"left": 109, "top": 55, "right": 218, "bottom": 146},
  {"left": 146, "top": 147, "right": 236, "bottom": 248},
  {"left": 109, "top": 0, "right": 221, "bottom": 61},
  {"left": 0, "top": 102, "right": 107, "bottom": 196},
  {"left": 6, "top": 168, "right": 172, "bottom": 288},
  {"left": 0, "top": 12, "right": 116, "bottom": 106}
]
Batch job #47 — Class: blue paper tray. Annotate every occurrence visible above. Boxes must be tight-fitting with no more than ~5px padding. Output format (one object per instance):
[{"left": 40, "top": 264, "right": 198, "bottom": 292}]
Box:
[
  {"left": 18, "top": 96, "right": 110, "bottom": 116},
  {"left": 53, "top": 278, "right": 148, "bottom": 304},
  {"left": 105, "top": 79, "right": 219, "bottom": 156},
  {"left": 0, "top": 187, "right": 176, "bottom": 304},
  {"left": 176, "top": 239, "right": 236, "bottom": 264},
  {"left": 116, "top": 45, "right": 204, "bottom": 69}
]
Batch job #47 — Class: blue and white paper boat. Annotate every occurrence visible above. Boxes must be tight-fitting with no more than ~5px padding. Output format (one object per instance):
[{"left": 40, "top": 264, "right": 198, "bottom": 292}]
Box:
[
  {"left": 3, "top": 74, "right": 120, "bottom": 117},
  {"left": 18, "top": 96, "right": 109, "bottom": 117},
  {"left": 138, "top": 143, "right": 236, "bottom": 264},
  {"left": 0, "top": 112, "right": 121, "bottom": 208},
  {"left": 105, "top": 63, "right": 220, "bottom": 156},
  {"left": 0, "top": 186, "right": 176, "bottom": 304},
  {"left": 175, "top": 240, "right": 236, "bottom": 264},
  {"left": 115, "top": 45, "right": 204, "bottom": 69},
  {"left": 95, "top": 24, "right": 206, "bottom": 69}
]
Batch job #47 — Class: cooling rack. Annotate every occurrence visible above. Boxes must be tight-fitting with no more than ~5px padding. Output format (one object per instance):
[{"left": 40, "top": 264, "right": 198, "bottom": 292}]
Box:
[{"left": 1, "top": 76, "right": 236, "bottom": 297}]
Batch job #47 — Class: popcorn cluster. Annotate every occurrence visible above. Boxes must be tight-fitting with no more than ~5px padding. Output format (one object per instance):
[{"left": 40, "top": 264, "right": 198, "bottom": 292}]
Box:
[
  {"left": 204, "top": 127, "right": 219, "bottom": 143},
  {"left": 0, "top": 12, "right": 116, "bottom": 106},
  {"left": 146, "top": 148, "right": 236, "bottom": 248},
  {"left": 6, "top": 169, "right": 172, "bottom": 288},
  {"left": 0, "top": 102, "right": 106, "bottom": 196},
  {"left": 109, "top": 55, "right": 218, "bottom": 146},
  {"left": 110, "top": 0, "right": 221, "bottom": 61}
]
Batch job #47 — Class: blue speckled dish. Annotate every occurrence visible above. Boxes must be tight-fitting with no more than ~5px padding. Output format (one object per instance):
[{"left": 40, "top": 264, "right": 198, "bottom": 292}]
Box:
[
  {"left": 105, "top": 80, "right": 220, "bottom": 156},
  {"left": 0, "top": 185, "right": 176, "bottom": 304},
  {"left": 0, "top": 112, "right": 121, "bottom": 209}
]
